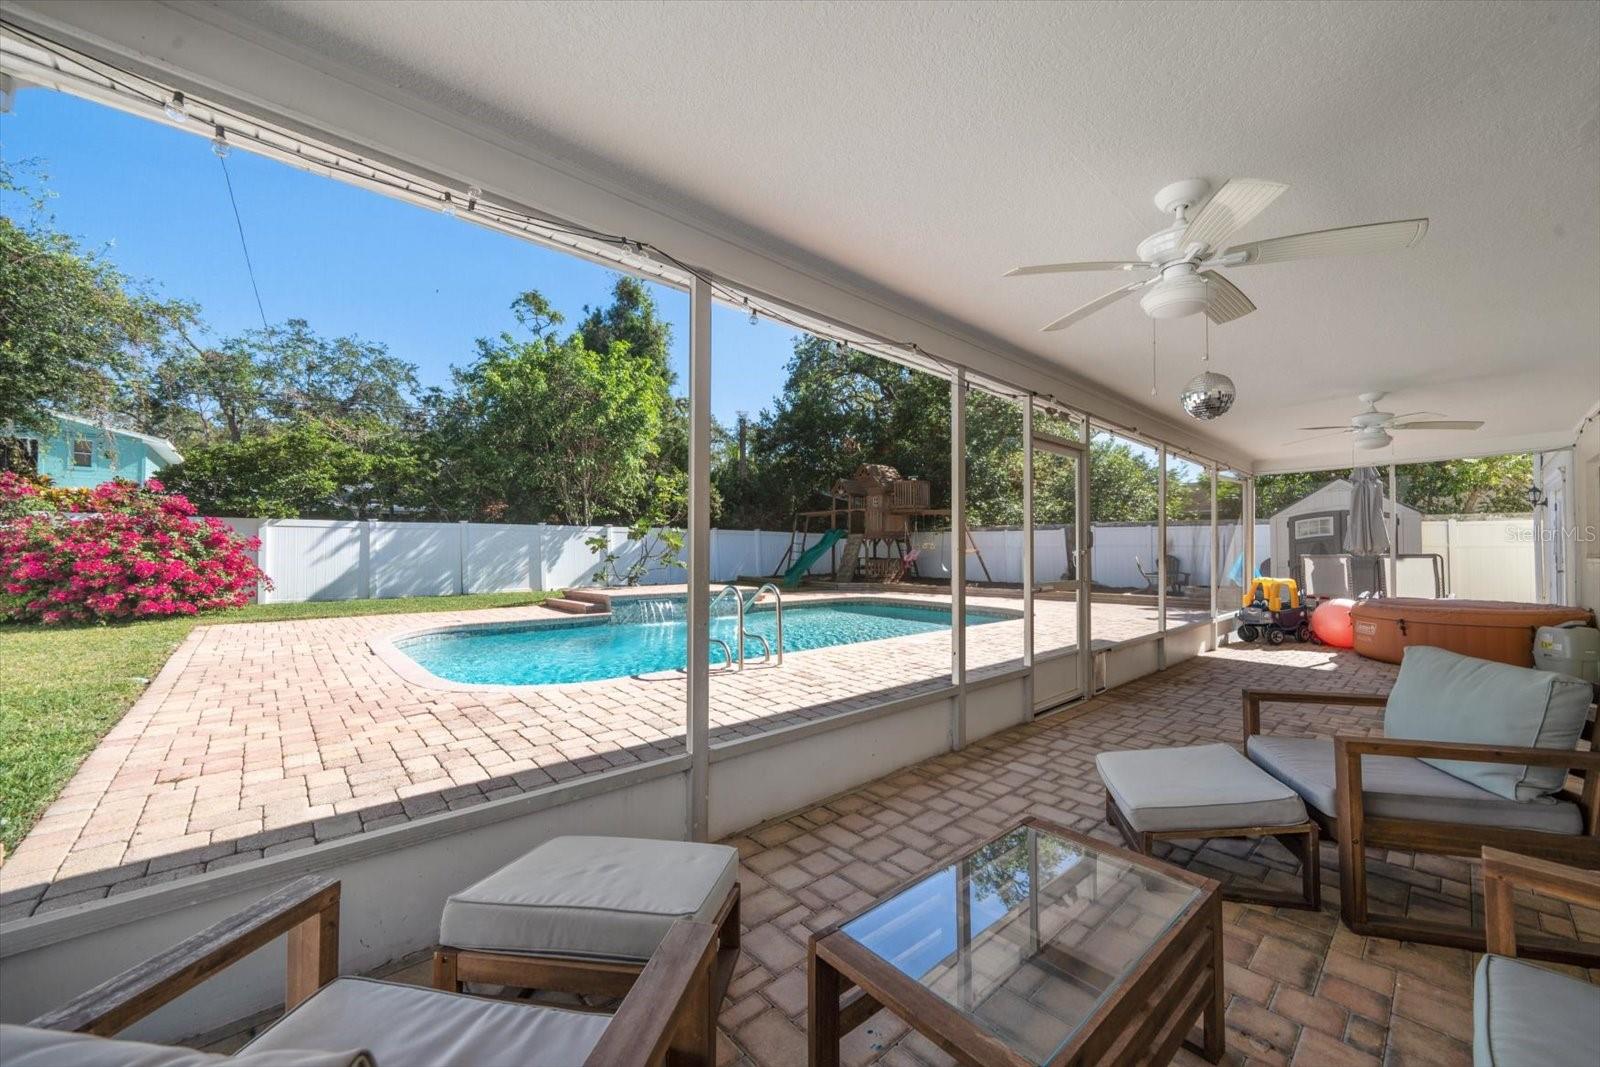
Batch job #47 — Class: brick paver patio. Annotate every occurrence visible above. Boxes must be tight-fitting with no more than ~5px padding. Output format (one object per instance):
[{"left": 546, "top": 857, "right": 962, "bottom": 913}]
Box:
[
  {"left": 2, "top": 587, "right": 1193, "bottom": 917},
  {"left": 199, "top": 642, "right": 1599, "bottom": 1065}
]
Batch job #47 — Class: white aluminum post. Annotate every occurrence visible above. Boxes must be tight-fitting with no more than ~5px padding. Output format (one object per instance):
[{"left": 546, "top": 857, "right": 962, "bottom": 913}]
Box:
[
  {"left": 686, "top": 276, "right": 712, "bottom": 840},
  {"left": 1021, "top": 397, "right": 1034, "bottom": 670},
  {"left": 1156, "top": 444, "right": 1168, "bottom": 671},
  {"left": 1209, "top": 467, "right": 1219, "bottom": 648},
  {"left": 1077, "top": 419, "right": 1093, "bottom": 698},
  {"left": 1388, "top": 463, "right": 1400, "bottom": 594},
  {"left": 950, "top": 369, "right": 967, "bottom": 750},
  {"left": 1244, "top": 477, "right": 1256, "bottom": 587}
]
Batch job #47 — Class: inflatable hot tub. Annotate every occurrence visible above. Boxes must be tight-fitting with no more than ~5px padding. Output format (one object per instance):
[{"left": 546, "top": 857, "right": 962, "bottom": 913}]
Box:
[{"left": 1349, "top": 598, "right": 1595, "bottom": 666}]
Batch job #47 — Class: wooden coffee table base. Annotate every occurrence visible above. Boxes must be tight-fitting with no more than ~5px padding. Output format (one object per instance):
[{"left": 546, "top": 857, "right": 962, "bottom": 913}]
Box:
[{"left": 1105, "top": 794, "right": 1322, "bottom": 911}]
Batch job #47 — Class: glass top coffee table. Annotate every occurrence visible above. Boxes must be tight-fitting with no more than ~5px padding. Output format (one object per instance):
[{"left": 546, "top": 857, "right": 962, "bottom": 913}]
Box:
[{"left": 807, "top": 816, "right": 1223, "bottom": 1066}]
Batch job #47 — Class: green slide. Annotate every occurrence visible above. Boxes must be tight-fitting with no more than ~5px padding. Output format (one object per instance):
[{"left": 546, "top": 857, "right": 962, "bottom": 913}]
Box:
[{"left": 782, "top": 528, "right": 847, "bottom": 587}]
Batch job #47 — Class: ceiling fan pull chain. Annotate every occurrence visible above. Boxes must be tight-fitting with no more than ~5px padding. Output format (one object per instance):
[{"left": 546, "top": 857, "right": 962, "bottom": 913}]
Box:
[{"left": 1150, "top": 319, "right": 1158, "bottom": 396}]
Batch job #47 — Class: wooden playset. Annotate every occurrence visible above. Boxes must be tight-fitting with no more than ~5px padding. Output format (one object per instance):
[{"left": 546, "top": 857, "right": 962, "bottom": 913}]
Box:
[{"left": 775, "top": 464, "right": 991, "bottom": 585}]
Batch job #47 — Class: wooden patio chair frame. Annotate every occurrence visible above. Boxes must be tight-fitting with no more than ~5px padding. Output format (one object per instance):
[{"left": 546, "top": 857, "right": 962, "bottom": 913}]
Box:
[
  {"left": 1480, "top": 847, "right": 1600, "bottom": 957},
  {"left": 1243, "top": 689, "right": 1600, "bottom": 965},
  {"left": 27, "top": 874, "right": 722, "bottom": 1067},
  {"left": 431, "top": 881, "right": 740, "bottom": 1066}
]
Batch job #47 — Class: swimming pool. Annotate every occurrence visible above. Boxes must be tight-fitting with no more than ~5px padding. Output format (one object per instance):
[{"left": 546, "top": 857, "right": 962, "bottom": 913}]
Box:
[{"left": 394, "top": 596, "right": 1017, "bottom": 686}]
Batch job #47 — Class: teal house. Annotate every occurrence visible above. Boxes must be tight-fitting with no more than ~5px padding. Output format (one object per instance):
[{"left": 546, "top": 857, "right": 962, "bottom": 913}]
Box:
[{"left": 15, "top": 413, "right": 182, "bottom": 489}]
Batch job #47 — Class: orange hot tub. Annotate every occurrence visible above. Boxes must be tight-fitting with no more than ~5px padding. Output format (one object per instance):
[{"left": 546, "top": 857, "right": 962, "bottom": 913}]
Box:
[{"left": 1349, "top": 598, "right": 1595, "bottom": 666}]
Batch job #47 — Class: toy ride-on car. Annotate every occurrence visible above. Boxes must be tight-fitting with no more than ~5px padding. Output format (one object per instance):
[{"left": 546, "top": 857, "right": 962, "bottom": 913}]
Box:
[{"left": 1236, "top": 577, "right": 1313, "bottom": 646}]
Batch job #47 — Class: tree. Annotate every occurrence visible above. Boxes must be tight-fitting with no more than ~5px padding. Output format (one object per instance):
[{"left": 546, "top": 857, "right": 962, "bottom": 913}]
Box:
[
  {"left": 426, "top": 290, "right": 671, "bottom": 524},
  {"left": 161, "top": 419, "right": 418, "bottom": 519},
  {"left": 0, "top": 161, "right": 190, "bottom": 433},
  {"left": 717, "top": 336, "right": 955, "bottom": 528},
  {"left": 1395, "top": 454, "right": 1533, "bottom": 514}
]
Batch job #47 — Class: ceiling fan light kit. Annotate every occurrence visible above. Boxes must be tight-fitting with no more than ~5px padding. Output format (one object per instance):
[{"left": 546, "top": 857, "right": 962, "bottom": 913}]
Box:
[{"left": 1138, "top": 267, "right": 1210, "bottom": 319}]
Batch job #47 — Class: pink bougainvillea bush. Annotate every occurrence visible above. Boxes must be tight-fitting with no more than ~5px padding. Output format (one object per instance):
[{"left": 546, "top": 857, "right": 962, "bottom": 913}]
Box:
[{"left": 0, "top": 472, "right": 270, "bottom": 624}]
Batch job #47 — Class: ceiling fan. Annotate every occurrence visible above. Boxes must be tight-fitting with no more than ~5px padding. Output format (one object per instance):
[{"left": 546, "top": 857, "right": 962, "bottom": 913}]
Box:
[
  {"left": 1005, "top": 178, "right": 1428, "bottom": 332},
  {"left": 1292, "top": 392, "right": 1483, "bottom": 450}
]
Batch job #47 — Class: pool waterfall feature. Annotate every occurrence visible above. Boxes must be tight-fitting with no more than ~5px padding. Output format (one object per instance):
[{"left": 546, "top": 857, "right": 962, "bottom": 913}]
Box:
[{"left": 394, "top": 594, "right": 1018, "bottom": 686}]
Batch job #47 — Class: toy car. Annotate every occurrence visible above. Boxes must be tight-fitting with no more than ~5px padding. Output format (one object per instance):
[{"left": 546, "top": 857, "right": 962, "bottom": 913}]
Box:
[{"left": 1236, "top": 577, "right": 1313, "bottom": 646}]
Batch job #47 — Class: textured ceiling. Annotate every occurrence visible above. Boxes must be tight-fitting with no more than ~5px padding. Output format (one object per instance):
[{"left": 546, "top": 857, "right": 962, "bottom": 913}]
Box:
[{"left": 222, "top": 0, "right": 1598, "bottom": 466}]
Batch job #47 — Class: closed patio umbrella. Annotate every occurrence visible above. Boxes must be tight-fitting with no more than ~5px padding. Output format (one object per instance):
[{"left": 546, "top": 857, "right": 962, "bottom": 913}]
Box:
[{"left": 1344, "top": 465, "right": 1390, "bottom": 557}]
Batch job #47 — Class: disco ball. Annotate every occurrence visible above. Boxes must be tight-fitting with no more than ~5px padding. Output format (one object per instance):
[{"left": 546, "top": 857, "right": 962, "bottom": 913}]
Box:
[{"left": 1181, "top": 370, "right": 1236, "bottom": 420}]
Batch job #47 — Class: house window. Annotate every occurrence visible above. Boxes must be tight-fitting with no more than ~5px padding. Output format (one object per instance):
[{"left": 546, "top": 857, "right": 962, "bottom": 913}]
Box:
[{"left": 73, "top": 438, "right": 94, "bottom": 467}]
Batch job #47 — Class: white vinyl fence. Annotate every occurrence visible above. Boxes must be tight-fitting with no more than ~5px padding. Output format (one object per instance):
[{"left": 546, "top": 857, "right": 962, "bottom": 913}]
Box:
[
  {"left": 1420, "top": 516, "right": 1536, "bottom": 601},
  {"left": 218, "top": 515, "right": 1533, "bottom": 604},
  {"left": 226, "top": 519, "right": 820, "bottom": 603}
]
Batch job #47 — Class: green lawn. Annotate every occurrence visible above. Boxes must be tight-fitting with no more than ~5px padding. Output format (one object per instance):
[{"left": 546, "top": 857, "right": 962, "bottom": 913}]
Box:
[{"left": 0, "top": 591, "right": 555, "bottom": 853}]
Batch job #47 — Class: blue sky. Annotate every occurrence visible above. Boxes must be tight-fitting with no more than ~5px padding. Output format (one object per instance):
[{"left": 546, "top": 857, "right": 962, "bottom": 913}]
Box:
[{"left": 1, "top": 88, "right": 800, "bottom": 424}]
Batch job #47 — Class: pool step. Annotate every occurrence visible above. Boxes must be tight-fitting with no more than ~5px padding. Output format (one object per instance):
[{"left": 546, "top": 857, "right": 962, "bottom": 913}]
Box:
[
  {"left": 546, "top": 595, "right": 609, "bottom": 615},
  {"left": 563, "top": 588, "right": 612, "bottom": 606}
]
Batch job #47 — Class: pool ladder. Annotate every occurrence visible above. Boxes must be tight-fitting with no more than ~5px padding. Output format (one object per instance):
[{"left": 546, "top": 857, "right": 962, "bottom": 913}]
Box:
[{"left": 708, "top": 583, "right": 784, "bottom": 671}]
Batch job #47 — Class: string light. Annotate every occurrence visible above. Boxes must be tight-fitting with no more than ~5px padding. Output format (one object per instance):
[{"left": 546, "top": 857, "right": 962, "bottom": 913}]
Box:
[
  {"left": 163, "top": 90, "right": 188, "bottom": 123},
  {"left": 744, "top": 299, "right": 758, "bottom": 326},
  {"left": 465, "top": 185, "right": 481, "bottom": 214},
  {"left": 210, "top": 124, "right": 230, "bottom": 158},
  {"left": 441, "top": 191, "right": 457, "bottom": 218}
]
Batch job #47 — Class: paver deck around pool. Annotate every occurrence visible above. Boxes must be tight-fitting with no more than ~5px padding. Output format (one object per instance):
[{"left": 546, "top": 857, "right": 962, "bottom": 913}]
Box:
[{"left": 2, "top": 588, "right": 1206, "bottom": 915}]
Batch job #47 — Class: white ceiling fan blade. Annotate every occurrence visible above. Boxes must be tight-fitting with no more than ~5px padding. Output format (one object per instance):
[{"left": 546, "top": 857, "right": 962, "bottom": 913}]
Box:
[
  {"left": 1285, "top": 428, "right": 1356, "bottom": 446},
  {"left": 1226, "top": 218, "right": 1429, "bottom": 265},
  {"left": 1200, "top": 271, "right": 1255, "bottom": 324},
  {"left": 1390, "top": 419, "right": 1484, "bottom": 431},
  {"left": 1180, "top": 179, "right": 1288, "bottom": 251},
  {"left": 1295, "top": 425, "right": 1355, "bottom": 432},
  {"left": 1040, "top": 279, "right": 1154, "bottom": 332},
  {"left": 1005, "top": 261, "right": 1149, "bottom": 277}
]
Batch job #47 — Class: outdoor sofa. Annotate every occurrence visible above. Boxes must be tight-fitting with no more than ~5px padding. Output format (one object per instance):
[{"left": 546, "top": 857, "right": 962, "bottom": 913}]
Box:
[{"left": 1243, "top": 645, "right": 1600, "bottom": 959}]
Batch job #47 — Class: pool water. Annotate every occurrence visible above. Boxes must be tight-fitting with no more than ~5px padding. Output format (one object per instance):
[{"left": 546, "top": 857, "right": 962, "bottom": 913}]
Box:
[{"left": 397, "top": 596, "right": 1016, "bottom": 685}]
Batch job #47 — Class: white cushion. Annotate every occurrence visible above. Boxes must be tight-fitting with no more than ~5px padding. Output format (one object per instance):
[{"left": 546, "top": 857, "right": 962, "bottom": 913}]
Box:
[
  {"left": 1473, "top": 954, "right": 1600, "bottom": 1067},
  {"left": 0, "top": 1024, "right": 369, "bottom": 1067},
  {"left": 441, "top": 835, "right": 738, "bottom": 961},
  {"left": 1095, "top": 743, "right": 1307, "bottom": 833},
  {"left": 243, "top": 978, "right": 609, "bottom": 1067}
]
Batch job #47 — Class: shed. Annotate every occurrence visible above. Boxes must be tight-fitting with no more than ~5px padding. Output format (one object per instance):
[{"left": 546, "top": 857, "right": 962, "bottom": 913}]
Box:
[{"left": 1266, "top": 477, "right": 1422, "bottom": 579}]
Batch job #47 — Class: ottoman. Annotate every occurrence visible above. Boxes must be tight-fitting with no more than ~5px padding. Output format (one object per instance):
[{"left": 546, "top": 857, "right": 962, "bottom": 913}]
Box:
[
  {"left": 1095, "top": 743, "right": 1321, "bottom": 909},
  {"left": 432, "top": 835, "right": 741, "bottom": 1022}
]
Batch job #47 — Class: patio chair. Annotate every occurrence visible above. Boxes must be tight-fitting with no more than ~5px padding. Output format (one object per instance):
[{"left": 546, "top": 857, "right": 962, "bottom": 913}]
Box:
[
  {"left": 1473, "top": 848, "right": 1600, "bottom": 1063},
  {"left": 1134, "top": 554, "right": 1189, "bottom": 596},
  {"left": 1242, "top": 645, "right": 1600, "bottom": 963},
  {"left": 10, "top": 874, "right": 719, "bottom": 1067}
]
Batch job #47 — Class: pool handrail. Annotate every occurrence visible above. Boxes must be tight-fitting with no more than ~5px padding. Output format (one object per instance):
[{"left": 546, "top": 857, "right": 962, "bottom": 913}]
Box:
[
  {"left": 708, "top": 636, "right": 735, "bottom": 673},
  {"left": 748, "top": 584, "right": 784, "bottom": 668},
  {"left": 710, "top": 584, "right": 745, "bottom": 670}
]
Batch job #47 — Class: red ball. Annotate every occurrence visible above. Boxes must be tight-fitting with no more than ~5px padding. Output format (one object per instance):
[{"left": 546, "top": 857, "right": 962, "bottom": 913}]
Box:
[{"left": 1310, "top": 598, "right": 1356, "bottom": 648}]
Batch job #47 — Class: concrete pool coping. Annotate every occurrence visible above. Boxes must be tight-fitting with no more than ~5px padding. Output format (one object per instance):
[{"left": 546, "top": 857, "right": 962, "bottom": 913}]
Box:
[{"left": 368, "top": 589, "right": 1023, "bottom": 693}]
